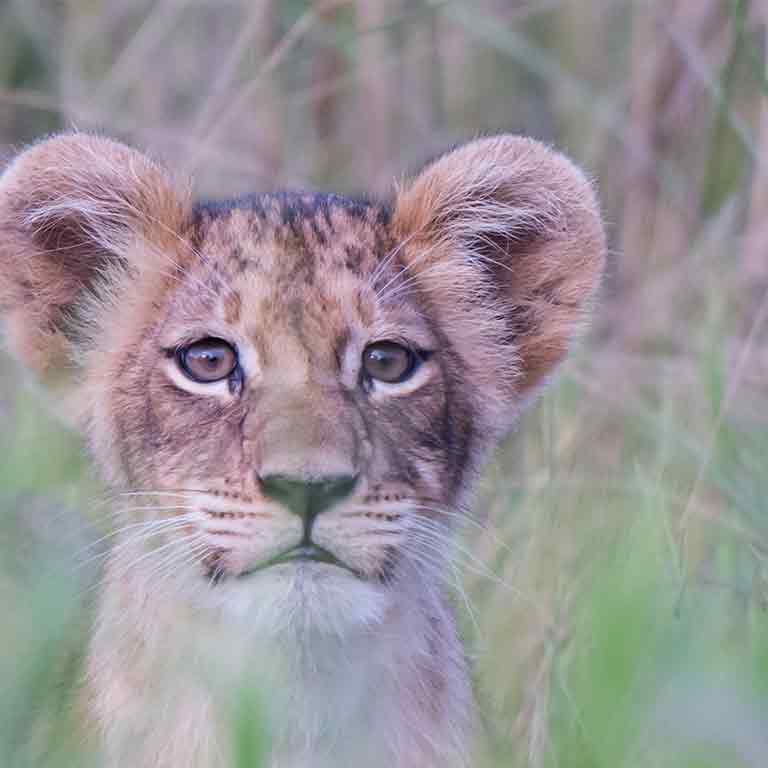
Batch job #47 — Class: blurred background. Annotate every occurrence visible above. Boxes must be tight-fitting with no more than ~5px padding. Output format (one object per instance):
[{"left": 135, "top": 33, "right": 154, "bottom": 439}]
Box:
[{"left": 2, "top": 0, "right": 768, "bottom": 766}]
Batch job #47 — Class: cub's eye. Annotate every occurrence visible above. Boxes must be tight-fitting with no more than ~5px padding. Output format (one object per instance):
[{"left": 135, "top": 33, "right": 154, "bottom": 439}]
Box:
[
  {"left": 362, "top": 341, "right": 416, "bottom": 384},
  {"left": 177, "top": 338, "right": 238, "bottom": 383}
]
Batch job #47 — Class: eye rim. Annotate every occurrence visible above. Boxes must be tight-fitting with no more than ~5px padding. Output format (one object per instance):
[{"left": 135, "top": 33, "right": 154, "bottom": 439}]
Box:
[
  {"left": 175, "top": 337, "right": 239, "bottom": 384},
  {"left": 361, "top": 340, "right": 422, "bottom": 385}
]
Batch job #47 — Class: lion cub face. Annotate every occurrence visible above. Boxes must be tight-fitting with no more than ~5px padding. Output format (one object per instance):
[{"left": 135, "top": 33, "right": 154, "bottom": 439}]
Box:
[
  {"left": 112, "top": 196, "right": 467, "bottom": 613},
  {"left": 0, "top": 134, "right": 604, "bottom": 631}
]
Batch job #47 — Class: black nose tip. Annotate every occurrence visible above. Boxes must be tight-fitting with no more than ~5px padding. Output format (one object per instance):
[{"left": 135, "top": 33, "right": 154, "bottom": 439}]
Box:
[{"left": 258, "top": 474, "right": 358, "bottom": 525}]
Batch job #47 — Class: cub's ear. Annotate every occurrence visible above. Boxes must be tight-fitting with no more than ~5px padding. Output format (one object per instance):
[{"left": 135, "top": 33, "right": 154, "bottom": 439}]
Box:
[
  {"left": 0, "top": 133, "right": 190, "bottom": 384},
  {"left": 392, "top": 135, "right": 605, "bottom": 425}
]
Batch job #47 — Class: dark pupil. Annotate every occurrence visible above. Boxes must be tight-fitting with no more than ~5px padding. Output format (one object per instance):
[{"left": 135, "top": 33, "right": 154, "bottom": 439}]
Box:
[
  {"left": 366, "top": 345, "right": 410, "bottom": 381},
  {"left": 185, "top": 342, "right": 233, "bottom": 380},
  {"left": 195, "top": 349, "right": 222, "bottom": 369}
]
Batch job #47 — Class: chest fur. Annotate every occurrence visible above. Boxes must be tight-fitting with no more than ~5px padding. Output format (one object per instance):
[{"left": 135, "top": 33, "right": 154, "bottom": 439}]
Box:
[{"left": 86, "top": 558, "right": 472, "bottom": 768}]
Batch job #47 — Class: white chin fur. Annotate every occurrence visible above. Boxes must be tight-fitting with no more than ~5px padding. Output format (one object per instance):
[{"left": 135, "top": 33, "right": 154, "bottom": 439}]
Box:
[{"left": 205, "top": 562, "right": 393, "bottom": 639}]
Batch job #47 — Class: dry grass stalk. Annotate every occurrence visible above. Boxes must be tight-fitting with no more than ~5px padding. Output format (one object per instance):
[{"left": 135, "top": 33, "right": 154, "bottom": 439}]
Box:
[
  {"left": 401, "top": 4, "right": 438, "bottom": 150},
  {"left": 356, "top": 0, "right": 400, "bottom": 191},
  {"left": 439, "top": 10, "right": 473, "bottom": 125},
  {"left": 621, "top": 0, "right": 727, "bottom": 299},
  {"left": 310, "top": 1, "right": 347, "bottom": 182},
  {"left": 744, "top": 3, "right": 768, "bottom": 286}
]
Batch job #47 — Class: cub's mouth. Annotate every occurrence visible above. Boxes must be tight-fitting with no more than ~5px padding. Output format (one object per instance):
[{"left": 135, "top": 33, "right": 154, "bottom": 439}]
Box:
[{"left": 236, "top": 543, "right": 361, "bottom": 580}]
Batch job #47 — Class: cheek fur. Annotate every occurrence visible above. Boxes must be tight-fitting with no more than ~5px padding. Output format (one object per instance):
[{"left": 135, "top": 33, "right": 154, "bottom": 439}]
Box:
[
  {"left": 364, "top": 376, "right": 472, "bottom": 501},
  {"left": 106, "top": 357, "right": 247, "bottom": 486}
]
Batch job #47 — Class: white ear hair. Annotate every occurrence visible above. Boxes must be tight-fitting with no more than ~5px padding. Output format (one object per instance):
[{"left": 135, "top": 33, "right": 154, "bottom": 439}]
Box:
[
  {"left": 0, "top": 132, "right": 191, "bottom": 380},
  {"left": 392, "top": 134, "right": 605, "bottom": 426}
]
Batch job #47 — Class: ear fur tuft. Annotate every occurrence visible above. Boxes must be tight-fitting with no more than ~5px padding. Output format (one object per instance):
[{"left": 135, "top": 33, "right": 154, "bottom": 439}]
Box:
[
  {"left": 0, "top": 133, "right": 191, "bottom": 380},
  {"left": 393, "top": 135, "right": 605, "bottom": 428}
]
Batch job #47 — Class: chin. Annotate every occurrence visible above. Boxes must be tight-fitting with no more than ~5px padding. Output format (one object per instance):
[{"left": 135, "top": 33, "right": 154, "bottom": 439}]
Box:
[{"left": 206, "top": 561, "right": 395, "bottom": 640}]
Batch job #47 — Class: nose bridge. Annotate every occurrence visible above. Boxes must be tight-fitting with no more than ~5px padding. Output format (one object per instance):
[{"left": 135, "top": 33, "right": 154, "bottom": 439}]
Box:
[{"left": 256, "top": 384, "right": 359, "bottom": 480}]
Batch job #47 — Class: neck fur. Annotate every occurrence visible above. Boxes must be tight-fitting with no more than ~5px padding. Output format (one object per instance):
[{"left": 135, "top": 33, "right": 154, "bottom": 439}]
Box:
[{"left": 86, "top": 546, "right": 473, "bottom": 768}]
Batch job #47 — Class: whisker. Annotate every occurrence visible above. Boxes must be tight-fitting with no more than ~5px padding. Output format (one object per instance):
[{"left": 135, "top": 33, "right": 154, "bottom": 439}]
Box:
[
  {"left": 80, "top": 513, "right": 197, "bottom": 554},
  {"left": 374, "top": 240, "right": 445, "bottom": 302},
  {"left": 414, "top": 504, "right": 520, "bottom": 558},
  {"left": 77, "top": 519, "right": 198, "bottom": 574},
  {"left": 145, "top": 539, "right": 211, "bottom": 596},
  {"left": 376, "top": 255, "right": 465, "bottom": 305},
  {"left": 403, "top": 517, "right": 530, "bottom": 594},
  {"left": 97, "top": 535, "right": 209, "bottom": 626},
  {"left": 75, "top": 512, "right": 198, "bottom": 560},
  {"left": 110, "top": 532, "right": 205, "bottom": 581},
  {"left": 446, "top": 556, "right": 484, "bottom": 642},
  {"left": 403, "top": 528, "right": 543, "bottom": 617},
  {"left": 111, "top": 488, "right": 218, "bottom": 499},
  {"left": 368, "top": 230, "right": 417, "bottom": 291},
  {"left": 77, "top": 502, "right": 198, "bottom": 535}
]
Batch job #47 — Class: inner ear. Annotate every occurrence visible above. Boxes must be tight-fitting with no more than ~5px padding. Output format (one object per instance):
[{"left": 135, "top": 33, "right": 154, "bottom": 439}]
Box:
[
  {"left": 392, "top": 135, "right": 605, "bottom": 410},
  {"left": 0, "top": 133, "right": 191, "bottom": 380}
]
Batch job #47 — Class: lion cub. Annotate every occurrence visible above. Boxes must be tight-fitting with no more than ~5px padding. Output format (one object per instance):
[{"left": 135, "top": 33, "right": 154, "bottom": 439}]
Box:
[{"left": 0, "top": 133, "right": 604, "bottom": 767}]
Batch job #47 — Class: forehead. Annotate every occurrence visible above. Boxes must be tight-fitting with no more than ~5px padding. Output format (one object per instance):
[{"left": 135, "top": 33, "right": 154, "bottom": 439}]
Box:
[
  {"left": 197, "top": 191, "right": 388, "bottom": 307},
  {"left": 164, "top": 193, "right": 426, "bottom": 355},
  {"left": 194, "top": 192, "right": 392, "bottom": 281}
]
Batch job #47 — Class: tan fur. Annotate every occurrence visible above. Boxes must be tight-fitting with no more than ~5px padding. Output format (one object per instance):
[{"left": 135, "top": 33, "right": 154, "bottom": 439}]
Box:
[
  {"left": 393, "top": 136, "right": 605, "bottom": 427},
  {"left": 0, "top": 133, "right": 605, "bottom": 767}
]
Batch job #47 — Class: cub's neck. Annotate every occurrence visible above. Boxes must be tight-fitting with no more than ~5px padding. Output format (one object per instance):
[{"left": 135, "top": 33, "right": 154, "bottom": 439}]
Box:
[{"left": 86, "top": 546, "right": 472, "bottom": 768}]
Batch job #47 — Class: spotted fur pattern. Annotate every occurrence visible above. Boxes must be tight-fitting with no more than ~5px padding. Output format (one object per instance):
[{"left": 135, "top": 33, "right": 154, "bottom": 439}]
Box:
[{"left": 0, "top": 133, "right": 605, "bottom": 767}]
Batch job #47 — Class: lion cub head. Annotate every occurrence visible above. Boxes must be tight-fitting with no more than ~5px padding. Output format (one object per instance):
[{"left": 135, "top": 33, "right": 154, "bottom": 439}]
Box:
[{"left": 0, "top": 134, "right": 604, "bottom": 631}]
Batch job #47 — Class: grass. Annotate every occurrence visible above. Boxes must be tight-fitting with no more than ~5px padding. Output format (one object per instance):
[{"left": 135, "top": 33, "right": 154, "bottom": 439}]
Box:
[{"left": 2, "top": 0, "right": 768, "bottom": 766}]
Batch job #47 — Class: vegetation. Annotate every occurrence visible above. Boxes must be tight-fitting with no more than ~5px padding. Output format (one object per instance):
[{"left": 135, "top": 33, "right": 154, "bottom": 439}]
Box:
[{"left": 1, "top": 0, "right": 768, "bottom": 765}]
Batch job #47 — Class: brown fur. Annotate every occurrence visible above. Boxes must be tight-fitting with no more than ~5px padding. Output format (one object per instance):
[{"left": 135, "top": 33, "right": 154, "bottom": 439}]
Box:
[{"left": 0, "top": 133, "right": 605, "bottom": 767}]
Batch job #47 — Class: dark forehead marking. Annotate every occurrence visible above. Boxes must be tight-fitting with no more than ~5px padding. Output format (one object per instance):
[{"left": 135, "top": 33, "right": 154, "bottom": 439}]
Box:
[
  {"left": 375, "top": 205, "right": 391, "bottom": 227},
  {"left": 310, "top": 216, "right": 328, "bottom": 247},
  {"left": 193, "top": 192, "right": 392, "bottom": 275},
  {"left": 345, "top": 244, "right": 364, "bottom": 274},
  {"left": 193, "top": 191, "right": 395, "bottom": 292},
  {"left": 231, "top": 243, "right": 249, "bottom": 274},
  {"left": 193, "top": 190, "right": 387, "bottom": 223}
]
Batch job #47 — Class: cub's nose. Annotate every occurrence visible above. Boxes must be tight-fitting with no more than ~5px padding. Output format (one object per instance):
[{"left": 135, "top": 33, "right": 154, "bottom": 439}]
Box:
[{"left": 258, "top": 474, "right": 358, "bottom": 527}]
